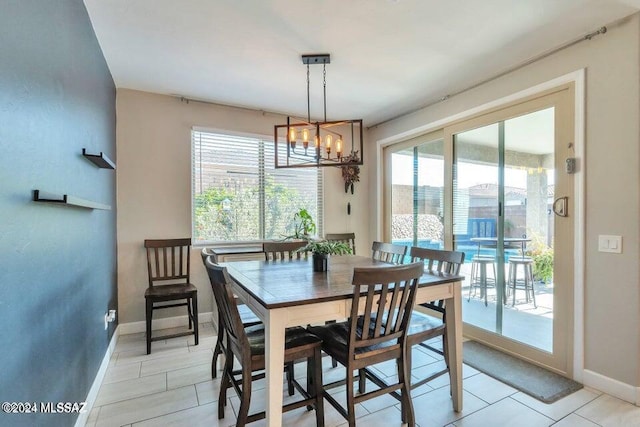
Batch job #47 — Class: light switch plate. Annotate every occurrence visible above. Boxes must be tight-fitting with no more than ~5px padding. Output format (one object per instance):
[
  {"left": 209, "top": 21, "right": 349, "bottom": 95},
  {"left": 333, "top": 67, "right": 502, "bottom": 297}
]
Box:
[{"left": 598, "top": 235, "right": 622, "bottom": 253}]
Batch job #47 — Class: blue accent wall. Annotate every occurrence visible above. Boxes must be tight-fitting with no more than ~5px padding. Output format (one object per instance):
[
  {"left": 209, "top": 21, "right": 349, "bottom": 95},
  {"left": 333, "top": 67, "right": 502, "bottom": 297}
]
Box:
[{"left": 0, "top": 1, "right": 116, "bottom": 426}]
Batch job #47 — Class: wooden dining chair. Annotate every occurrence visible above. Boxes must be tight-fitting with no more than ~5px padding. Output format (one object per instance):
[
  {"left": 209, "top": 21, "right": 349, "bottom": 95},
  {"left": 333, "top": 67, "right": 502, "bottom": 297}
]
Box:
[
  {"left": 144, "top": 238, "right": 198, "bottom": 354},
  {"left": 308, "top": 262, "right": 424, "bottom": 427},
  {"left": 325, "top": 232, "right": 356, "bottom": 255},
  {"left": 200, "top": 248, "right": 260, "bottom": 379},
  {"left": 263, "top": 240, "right": 309, "bottom": 261},
  {"left": 371, "top": 241, "right": 407, "bottom": 264},
  {"left": 406, "top": 246, "right": 465, "bottom": 390},
  {"left": 205, "top": 260, "right": 325, "bottom": 427}
]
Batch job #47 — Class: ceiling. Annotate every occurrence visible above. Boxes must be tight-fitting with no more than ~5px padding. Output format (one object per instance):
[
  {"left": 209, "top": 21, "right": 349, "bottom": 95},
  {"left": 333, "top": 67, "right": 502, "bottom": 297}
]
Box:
[{"left": 84, "top": 0, "right": 639, "bottom": 126}]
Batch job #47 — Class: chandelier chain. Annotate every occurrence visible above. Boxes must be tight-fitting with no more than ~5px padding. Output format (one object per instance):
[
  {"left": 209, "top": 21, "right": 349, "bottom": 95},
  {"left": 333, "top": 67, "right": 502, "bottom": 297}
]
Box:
[
  {"left": 323, "top": 64, "right": 327, "bottom": 122},
  {"left": 307, "top": 64, "right": 311, "bottom": 122}
]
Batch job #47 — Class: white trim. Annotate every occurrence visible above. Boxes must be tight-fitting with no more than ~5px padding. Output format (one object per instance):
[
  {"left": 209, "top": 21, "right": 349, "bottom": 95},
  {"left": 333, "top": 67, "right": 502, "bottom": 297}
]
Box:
[
  {"left": 572, "top": 69, "right": 586, "bottom": 382},
  {"left": 74, "top": 326, "right": 120, "bottom": 427},
  {"left": 375, "top": 70, "right": 587, "bottom": 148},
  {"left": 583, "top": 369, "right": 639, "bottom": 405},
  {"left": 118, "top": 312, "right": 214, "bottom": 335},
  {"left": 375, "top": 142, "right": 384, "bottom": 241},
  {"left": 375, "top": 69, "right": 586, "bottom": 379}
]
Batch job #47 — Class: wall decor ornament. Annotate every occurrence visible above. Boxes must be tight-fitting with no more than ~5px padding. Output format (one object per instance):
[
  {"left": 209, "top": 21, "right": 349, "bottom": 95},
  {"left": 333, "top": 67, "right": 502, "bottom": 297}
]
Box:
[{"left": 341, "top": 151, "right": 360, "bottom": 194}]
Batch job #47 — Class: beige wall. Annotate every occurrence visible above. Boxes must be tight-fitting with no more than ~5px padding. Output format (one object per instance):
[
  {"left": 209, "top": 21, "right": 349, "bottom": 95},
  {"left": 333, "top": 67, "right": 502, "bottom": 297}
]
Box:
[
  {"left": 368, "top": 15, "right": 640, "bottom": 388},
  {"left": 116, "top": 90, "right": 370, "bottom": 323}
]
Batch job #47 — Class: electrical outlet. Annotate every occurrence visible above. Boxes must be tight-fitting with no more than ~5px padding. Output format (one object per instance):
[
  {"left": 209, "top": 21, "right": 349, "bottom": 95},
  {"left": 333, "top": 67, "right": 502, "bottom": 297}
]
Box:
[{"left": 104, "top": 309, "right": 117, "bottom": 330}]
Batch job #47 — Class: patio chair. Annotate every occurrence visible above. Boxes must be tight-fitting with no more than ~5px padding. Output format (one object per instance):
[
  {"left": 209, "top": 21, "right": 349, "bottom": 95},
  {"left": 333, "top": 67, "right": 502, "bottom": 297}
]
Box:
[
  {"left": 371, "top": 241, "right": 407, "bottom": 264},
  {"left": 325, "top": 232, "right": 356, "bottom": 255},
  {"left": 205, "top": 260, "right": 324, "bottom": 427},
  {"left": 144, "top": 238, "right": 198, "bottom": 354},
  {"left": 263, "top": 240, "right": 309, "bottom": 260},
  {"left": 200, "top": 248, "right": 260, "bottom": 378},
  {"left": 308, "top": 262, "right": 424, "bottom": 426}
]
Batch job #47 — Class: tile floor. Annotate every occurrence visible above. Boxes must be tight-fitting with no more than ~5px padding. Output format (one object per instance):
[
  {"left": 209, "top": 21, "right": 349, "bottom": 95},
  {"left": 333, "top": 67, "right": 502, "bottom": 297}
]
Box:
[{"left": 85, "top": 322, "right": 640, "bottom": 427}]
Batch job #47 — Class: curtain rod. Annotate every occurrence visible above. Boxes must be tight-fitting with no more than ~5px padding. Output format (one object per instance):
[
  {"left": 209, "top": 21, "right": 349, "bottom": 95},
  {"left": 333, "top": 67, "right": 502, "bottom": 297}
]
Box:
[{"left": 368, "top": 20, "right": 618, "bottom": 129}]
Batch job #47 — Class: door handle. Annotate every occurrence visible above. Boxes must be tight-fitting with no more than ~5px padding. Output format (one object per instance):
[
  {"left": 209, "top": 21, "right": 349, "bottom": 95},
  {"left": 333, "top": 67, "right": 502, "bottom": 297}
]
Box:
[{"left": 553, "top": 196, "right": 568, "bottom": 217}]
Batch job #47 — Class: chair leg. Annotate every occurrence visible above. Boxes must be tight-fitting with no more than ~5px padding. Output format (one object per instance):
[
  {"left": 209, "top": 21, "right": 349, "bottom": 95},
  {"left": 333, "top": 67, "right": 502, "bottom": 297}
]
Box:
[
  {"left": 187, "top": 297, "right": 193, "bottom": 330},
  {"left": 491, "top": 261, "right": 497, "bottom": 304},
  {"left": 324, "top": 321, "right": 339, "bottom": 368},
  {"left": 307, "top": 348, "right": 325, "bottom": 426},
  {"left": 192, "top": 294, "right": 199, "bottom": 346},
  {"left": 286, "top": 362, "right": 295, "bottom": 396},
  {"left": 218, "top": 346, "right": 233, "bottom": 419},
  {"left": 480, "top": 263, "right": 488, "bottom": 306},
  {"left": 237, "top": 364, "right": 252, "bottom": 427},
  {"left": 345, "top": 368, "right": 356, "bottom": 427},
  {"left": 407, "top": 344, "right": 413, "bottom": 388},
  {"left": 212, "top": 312, "right": 224, "bottom": 378},
  {"left": 512, "top": 264, "right": 517, "bottom": 306},
  {"left": 398, "top": 346, "right": 415, "bottom": 426},
  {"left": 145, "top": 298, "right": 153, "bottom": 355},
  {"left": 528, "top": 264, "right": 537, "bottom": 308},
  {"left": 358, "top": 369, "right": 366, "bottom": 394},
  {"left": 313, "top": 347, "right": 325, "bottom": 426},
  {"left": 468, "top": 262, "right": 476, "bottom": 301}
]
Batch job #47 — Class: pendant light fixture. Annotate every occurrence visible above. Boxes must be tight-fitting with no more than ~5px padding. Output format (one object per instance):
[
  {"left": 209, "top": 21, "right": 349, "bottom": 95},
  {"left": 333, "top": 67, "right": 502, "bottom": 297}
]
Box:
[{"left": 274, "top": 54, "right": 363, "bottom": 169}]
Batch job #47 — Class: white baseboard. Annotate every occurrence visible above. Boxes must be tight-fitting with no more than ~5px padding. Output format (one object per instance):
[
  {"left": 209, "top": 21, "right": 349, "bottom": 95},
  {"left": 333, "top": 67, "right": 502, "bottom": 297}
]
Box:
[
  {"left": 118, "top": 312, "right": 214, "bottom": 335},
  {"left": 74, "top": 326, "right": 120, "bottom": 427},
  {"left": 583, "top": 369, "right": 639, "bottom": 405}
]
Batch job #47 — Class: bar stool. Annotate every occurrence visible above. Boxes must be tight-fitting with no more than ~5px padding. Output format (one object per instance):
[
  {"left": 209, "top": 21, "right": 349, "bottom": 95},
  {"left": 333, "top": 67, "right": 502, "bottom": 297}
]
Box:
[
  {"left": 507, "top": 256, "right": 536, "bottom": 307},
  {"left": 468, "top": 255, "right": 496, "bottom": 306}
]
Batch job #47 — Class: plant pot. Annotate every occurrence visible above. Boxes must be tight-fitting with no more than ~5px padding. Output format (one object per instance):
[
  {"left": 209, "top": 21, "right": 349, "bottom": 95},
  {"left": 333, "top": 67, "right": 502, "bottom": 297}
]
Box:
[{"left": 312, "top": 253, "right": 328, "bottom": 272}]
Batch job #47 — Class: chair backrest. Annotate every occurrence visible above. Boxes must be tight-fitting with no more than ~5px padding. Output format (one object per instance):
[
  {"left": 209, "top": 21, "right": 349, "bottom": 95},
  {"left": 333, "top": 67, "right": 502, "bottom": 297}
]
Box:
[
  {"left": 204, "top": 259, "right": 249, "bottom": 362},
  {"left": 144, "top": 238, "right": 191, "bottom": 287},
  {"left": 325, "top": 232, "right": 356, "bottom": 255},
  {"left": 348, "top": 262, "right": 424, "bottom": 364},
  {"left": 371, "top": 241, "right": 407, "bottom": 264},
  {"left": 200, "top": 247, "right": 218, "bottom": 266},
  {"left": 409, "top": 247, "right": 465, "bottom": 275},
  {"left": 263, "top": 240, "right": 308, "bottom": 261}
]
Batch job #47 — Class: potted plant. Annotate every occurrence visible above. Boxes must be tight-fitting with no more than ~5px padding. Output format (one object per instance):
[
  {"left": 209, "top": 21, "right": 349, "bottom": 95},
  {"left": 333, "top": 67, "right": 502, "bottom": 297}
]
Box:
[
  {"left": 289, "top": 208, "right": 316, "bottom": 239},
  {"left": 298, "top": 239, "right": 353, "bottom": 272},
  {"left": 525, "top": 233, "right": 554, "bottom": 284}
]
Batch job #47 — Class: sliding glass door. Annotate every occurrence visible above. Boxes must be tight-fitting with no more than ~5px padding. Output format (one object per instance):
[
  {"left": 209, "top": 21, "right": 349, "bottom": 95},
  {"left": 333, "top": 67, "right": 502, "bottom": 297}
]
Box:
[
  {"left": 385, "top": 85, "right": 575, "bottom": 374},
  {"left": 386, "top": 131, "right": 445, "bottom": 258}
]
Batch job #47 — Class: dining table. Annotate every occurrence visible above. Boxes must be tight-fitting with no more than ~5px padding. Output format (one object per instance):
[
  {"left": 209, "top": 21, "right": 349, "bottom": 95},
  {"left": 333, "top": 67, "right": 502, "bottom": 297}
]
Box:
[
  {"left": 222, "top": 255, "right": 464, "bottom": 426},
  {"left": 470, "top": 236, "right": 531, "bottom": 257}
]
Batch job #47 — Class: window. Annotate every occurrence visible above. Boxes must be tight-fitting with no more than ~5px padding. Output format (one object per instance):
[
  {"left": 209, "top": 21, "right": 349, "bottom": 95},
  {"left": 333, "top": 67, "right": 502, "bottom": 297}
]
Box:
[{"left": 192, "top": 129, "right": 323, "bottom": 243}]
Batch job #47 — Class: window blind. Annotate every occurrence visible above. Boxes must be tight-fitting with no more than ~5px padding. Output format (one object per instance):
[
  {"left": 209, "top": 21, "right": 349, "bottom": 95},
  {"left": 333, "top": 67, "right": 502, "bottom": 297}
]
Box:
[{"left": 192, "top": 130, "right": 323, "bottom": 244}]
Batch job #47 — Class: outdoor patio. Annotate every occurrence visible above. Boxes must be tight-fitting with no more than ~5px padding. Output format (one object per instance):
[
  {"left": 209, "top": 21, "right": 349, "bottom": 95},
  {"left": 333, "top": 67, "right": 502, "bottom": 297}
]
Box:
[{"left": 459, "top": 262, "right": 554, "bottom": 353}]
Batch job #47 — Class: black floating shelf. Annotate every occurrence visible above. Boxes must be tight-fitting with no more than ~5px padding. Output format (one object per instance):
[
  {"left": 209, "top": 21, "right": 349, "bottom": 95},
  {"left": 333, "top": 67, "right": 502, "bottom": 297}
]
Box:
[
  {"left": 82, "top": 148, "right": 116, "bottom": 169},
  {"left": 33, "top": 190, "right": 111, "bottom": 210}
]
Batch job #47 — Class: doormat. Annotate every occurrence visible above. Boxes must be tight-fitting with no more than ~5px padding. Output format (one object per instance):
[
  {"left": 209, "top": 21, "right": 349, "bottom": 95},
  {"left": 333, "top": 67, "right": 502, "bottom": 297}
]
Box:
[{"left": 463, "top": 341, "right": 582, "bottom": 403}]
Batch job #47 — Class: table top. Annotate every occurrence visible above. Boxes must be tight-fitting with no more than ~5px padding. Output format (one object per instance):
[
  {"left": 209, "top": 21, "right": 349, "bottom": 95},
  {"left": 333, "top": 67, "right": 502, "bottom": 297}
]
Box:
[{"left": 222, "top": 255, "right": 463, "bottom": 309}]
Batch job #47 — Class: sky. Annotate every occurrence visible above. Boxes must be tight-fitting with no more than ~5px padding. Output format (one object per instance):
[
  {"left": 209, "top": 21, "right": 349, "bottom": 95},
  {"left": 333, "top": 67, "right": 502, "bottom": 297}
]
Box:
[{"left": 391, "top": 154, "right": 554, "bottom": 189}]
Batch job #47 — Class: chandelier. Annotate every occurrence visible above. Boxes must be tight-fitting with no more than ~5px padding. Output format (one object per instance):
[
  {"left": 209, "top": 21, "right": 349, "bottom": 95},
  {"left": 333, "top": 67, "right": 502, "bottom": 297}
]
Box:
[{"left": 274, "top": 54, "right": 363, "bottom": 169}]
